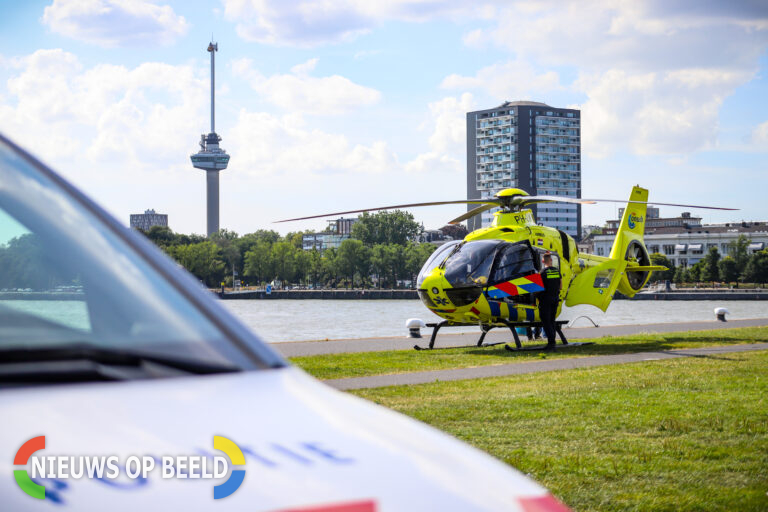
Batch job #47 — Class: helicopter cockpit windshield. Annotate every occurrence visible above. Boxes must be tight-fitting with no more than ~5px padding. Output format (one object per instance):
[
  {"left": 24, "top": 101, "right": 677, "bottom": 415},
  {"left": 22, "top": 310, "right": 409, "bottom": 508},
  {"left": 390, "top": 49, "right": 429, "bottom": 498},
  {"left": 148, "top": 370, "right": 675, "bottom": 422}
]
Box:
[
  {"left": 490, "top": 242, "right": 539, "bottom": 284},
  {"left": 440, "top": 240, "right": 542, "bottom": 306},
  {"left": 443, "top": 240, "right": 502, "bottom": 289},
  {"left": 417, "top": 239, "right": 544, "bottom": 308},
  {"left": 416, "top": 240, "right": 460, "bottom": 288}
]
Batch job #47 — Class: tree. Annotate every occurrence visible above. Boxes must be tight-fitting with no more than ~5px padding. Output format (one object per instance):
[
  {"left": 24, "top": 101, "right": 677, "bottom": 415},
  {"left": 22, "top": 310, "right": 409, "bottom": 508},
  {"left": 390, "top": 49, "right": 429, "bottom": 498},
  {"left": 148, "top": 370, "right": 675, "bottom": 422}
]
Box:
[
  {"left": 271, "top": 241, "right": 297, "bottom": 285},
  {"left": 351, "top": 210, "right": 421, "bottom": 246},
  {"left": 209, "top": 228, "right": 239, "bottom": 241},
  {"left": 0, "top": 234, "right": 76, "bottom": 290},
  {"left": 286, "top": 231, "right": 310, "bottom": 250},
  {"left": 385, "top": 244, "right": 406, "bottom": 287},
  {"left": 337, "top": 239, "right": 369, "bottom": 288},
  {"left": 307, "top": 249, "right": 322, "bottom": 288},
  {"left": 167, "top": 241, "right": 225, "bottom": 287},
  {"left": 727, "top": 235, "right": 751, "bottom": 274},
  {"left": 649, "top": 253, "right": 674, "bottom": 282},
  {"left": 145, "top": 225, "right": 176, "bottom": 247},
  {"left": 700, "top": 246, "right": 721, "bottom": 283},
  {"left": 406, "top": 243, "right": 436, "bottom": 287},
  {"left": 370, "top": 244, "right": 389, "bottom": 288},
  {"left": 293, "top": 249, "right": 310, "bottom": 285},
  {"left": 673, "top": 266, "right": 686, "bottom": 284},
  {"left": 244, "top": 241, "right": 274, "bottom": 286},
  {"left": 439, "top": 224, "right": 468, "bottom": 240},
  {"left": 321, "top": 247, "right": 339, "bottom": 287},
  {"left": 718, "top": 256, "right": 739, "bottom": 283},
  {"left": 742, "top": 251, "right": 768, "bottom": 284},
  {"left": 210, "top": 229, "right": 241, "bottom": 278},
  {"left": 688, "top": 262, "right": 702, "bottom": 283}
]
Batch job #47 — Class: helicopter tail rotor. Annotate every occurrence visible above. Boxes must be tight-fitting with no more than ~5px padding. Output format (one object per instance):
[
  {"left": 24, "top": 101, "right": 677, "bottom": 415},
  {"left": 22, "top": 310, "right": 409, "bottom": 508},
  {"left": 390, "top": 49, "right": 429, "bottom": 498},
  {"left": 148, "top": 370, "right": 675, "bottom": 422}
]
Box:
[{"left": 623, "top": 240, "right": 652, "bottom": 291}]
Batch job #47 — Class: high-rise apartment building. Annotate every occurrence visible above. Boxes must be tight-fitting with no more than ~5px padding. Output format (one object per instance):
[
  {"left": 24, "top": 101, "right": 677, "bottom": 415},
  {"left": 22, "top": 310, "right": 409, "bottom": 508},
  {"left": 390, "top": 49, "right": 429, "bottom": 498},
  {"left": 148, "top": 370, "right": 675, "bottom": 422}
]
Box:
[
  {"left": 466, "top": 101, "right": 581, "bottom": 238},
  {"left": 130, "top": 209, "right": 168, "bottom": 231}
]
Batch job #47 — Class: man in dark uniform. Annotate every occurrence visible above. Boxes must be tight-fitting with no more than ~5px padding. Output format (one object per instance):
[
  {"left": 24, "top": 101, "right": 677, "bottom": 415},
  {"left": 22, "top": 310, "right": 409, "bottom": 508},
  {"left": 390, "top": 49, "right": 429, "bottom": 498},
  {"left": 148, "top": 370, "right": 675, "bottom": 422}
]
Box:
[{"left": 538, "top": 252, "right": 561, "bottom": 349}]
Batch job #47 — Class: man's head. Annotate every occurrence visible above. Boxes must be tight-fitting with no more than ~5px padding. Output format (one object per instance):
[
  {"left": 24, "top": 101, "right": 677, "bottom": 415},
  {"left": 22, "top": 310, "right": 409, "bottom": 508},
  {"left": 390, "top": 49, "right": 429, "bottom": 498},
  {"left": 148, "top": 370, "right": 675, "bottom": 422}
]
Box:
[{"left": 542, "top": 253, "right": 552, "bottom": 266}]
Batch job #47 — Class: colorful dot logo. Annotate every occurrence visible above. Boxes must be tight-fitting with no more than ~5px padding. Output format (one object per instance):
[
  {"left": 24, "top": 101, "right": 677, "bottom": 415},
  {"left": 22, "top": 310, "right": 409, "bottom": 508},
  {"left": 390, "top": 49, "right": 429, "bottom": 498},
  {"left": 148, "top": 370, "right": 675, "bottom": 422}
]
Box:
[
  {"left": 212, "top": 435, "right": 245, "bottom": 499},
  {"left": 14, "top": 436, "right": 46, "bottom": 499}
]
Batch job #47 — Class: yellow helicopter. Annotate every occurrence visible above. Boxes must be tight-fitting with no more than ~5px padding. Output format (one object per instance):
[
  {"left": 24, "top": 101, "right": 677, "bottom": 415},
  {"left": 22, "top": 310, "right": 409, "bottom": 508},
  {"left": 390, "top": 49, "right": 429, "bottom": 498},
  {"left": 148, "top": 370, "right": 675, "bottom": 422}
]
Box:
[{"left": 278, "top": 186, "right": 735, "bottom": 351}]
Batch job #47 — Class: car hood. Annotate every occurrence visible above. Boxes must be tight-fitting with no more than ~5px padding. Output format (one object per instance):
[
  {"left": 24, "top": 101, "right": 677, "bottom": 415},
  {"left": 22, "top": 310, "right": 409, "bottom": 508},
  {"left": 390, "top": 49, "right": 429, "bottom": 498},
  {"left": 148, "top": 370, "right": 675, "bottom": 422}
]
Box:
[{"left": 1, "top": 367, "right": 563, "bottom": 511}]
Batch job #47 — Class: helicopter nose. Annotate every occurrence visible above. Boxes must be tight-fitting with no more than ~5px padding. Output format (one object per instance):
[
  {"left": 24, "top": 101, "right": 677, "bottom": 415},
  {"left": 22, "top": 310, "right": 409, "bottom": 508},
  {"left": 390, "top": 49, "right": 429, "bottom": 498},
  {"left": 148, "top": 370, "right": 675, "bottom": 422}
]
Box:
[{"left": 418, "top": 274, "right": 447, "bottom": 309}]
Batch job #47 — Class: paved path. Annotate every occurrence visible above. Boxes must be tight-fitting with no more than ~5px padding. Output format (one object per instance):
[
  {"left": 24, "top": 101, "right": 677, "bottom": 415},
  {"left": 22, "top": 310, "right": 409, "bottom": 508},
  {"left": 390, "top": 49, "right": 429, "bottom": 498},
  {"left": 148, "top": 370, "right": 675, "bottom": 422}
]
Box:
[
  {"left": 325, "top": 342, "right": 768, "bottom": 390},
  {"left": 274, "top": 318, "right": 768, "bottom": 357}
]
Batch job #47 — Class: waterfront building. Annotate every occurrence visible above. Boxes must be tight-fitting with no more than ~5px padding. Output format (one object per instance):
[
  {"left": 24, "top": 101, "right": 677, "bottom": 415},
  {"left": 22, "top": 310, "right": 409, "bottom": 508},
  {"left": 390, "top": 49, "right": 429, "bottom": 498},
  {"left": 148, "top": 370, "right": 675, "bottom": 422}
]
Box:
[
  {"left": 301, "top": 217, "right": 358, "bottom": 251},
  {"left": 591, "top": 213, "right": 768, "bottom": 267},
  {"left": 466, "top": 101, "right": 581, "bottom": 238},
  {"left": 419, "top": 229, "right": 458, "bottom": 247},
  {"left": 129, "top": 209, "right": 168, "bottom": 231}
]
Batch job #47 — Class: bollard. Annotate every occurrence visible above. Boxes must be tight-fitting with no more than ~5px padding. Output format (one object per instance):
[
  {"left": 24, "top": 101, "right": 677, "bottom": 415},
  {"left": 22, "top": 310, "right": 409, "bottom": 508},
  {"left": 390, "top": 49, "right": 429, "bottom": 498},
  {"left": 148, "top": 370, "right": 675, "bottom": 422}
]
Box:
[
  {"left": 714, "top": 307, "right": 729, "bottom": 322},
  {"left": 406, "top": 318, "right": 426, "bottom": 338}
]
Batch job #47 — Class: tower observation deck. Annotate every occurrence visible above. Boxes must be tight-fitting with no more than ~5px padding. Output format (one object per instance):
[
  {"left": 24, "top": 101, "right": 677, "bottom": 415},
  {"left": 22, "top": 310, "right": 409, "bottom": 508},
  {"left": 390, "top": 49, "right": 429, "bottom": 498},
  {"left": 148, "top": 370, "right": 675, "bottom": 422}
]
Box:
[{"left": 191, "top": 41, "right": 230, "bottom": 236}]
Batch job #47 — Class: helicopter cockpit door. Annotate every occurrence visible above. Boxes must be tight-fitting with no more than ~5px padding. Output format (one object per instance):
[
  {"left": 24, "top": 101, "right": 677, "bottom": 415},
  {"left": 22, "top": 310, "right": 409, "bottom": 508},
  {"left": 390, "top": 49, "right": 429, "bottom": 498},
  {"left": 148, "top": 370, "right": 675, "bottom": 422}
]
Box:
[
  {"left": 565, "top": 259, "right": 627, "bottom": 311},
  {"left": 484, "top": 241, "right": 544, "bottom": 305}
]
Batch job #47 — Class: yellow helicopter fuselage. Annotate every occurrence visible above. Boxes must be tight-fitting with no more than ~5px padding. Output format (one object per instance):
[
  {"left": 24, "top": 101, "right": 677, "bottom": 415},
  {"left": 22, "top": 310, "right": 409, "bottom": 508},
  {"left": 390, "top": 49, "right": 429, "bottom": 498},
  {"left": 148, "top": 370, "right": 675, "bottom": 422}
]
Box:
[{"left": 417, "top": 186, "right": 660, "bottom": 327}]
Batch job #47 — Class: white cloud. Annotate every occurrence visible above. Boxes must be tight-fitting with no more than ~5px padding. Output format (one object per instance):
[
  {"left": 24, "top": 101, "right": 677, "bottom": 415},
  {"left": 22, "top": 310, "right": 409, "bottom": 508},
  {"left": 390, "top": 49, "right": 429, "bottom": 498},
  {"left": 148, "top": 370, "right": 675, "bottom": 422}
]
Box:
[
  {"left": 42, "top": 0, "right": 189, "bottom": 47},
  {"left": 405, "top": 93, "right": 473, "bottom": 173},
  {"left": 441, "top": 60, "right": 562, "bottom": 101},
  {"left": 228, "top": 110, "right": 398, "bottom": 177},
  {"left": 221, "top": 0, "right": 498, "bottom": 47},
  {"left": 232, "top": 57, "right": 381, "bottom": 115},
  {"left": 752, "top": 120, "right": 768, "bottom": 150},
  {"left": 0, "top": 48, "right": 207, "bottom": 169},
  {"left": 487, "top": 1, "right": 768, "bottom": 73},
  {"left": 576, "top": 68, "right": 753, "bottom": 157},
  {"left": 458, "top": 1, "right": 768, "bottom": 157}
]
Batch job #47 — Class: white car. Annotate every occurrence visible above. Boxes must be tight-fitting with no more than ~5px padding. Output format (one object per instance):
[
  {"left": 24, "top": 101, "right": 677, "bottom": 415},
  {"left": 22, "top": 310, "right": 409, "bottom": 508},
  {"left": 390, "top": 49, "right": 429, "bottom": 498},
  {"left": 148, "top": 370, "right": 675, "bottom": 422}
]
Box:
[{"left": 0, "top": 133, "right": 570, "bottom": 511}]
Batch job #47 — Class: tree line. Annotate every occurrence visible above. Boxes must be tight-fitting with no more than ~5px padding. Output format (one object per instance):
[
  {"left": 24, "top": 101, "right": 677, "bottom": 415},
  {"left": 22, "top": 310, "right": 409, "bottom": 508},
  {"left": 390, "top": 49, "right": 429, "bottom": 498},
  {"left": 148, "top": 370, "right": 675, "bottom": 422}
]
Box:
[
  {"left": 649, "top": 235, "right": 768, "bottom": 285},
  {"left": 143, "top": 210, "right": 439, "bottom": 289}
]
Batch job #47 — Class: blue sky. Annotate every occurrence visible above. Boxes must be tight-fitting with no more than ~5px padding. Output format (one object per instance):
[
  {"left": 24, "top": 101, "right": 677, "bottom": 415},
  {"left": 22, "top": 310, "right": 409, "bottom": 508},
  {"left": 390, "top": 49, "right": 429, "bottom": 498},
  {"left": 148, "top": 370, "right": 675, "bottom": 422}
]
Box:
[{"left": 1, "top": 0, "right": 767, "bottom": 236}]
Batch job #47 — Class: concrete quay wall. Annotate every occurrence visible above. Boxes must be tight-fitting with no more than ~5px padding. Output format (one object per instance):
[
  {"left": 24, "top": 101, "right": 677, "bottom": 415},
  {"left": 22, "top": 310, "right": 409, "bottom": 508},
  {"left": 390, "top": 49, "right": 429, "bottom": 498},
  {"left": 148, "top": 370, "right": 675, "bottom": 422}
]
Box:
[
  {"left": 219, "top": 289, "right": 419, "bottom": 300},
  {"left": 219, "top": 289, "right": 768, "bottom": 300}
]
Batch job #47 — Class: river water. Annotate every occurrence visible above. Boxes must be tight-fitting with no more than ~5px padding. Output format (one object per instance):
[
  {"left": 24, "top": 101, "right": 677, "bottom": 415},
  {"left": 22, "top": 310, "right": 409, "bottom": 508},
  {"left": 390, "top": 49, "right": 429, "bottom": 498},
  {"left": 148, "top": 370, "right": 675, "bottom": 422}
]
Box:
[{"left": 221, "top": 299, "right": 768, "bottom": 343}]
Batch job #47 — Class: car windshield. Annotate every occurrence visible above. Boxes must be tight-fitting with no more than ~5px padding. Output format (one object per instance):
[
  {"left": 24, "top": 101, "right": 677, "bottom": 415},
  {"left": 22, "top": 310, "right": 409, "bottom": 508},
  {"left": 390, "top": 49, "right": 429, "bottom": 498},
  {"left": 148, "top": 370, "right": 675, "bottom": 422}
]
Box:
[
  {"left": 443, "top": 240, "right": 502, "bottom": 288},
  {"left": 0, "top": 137, "right": 270, "bottom": 371}
]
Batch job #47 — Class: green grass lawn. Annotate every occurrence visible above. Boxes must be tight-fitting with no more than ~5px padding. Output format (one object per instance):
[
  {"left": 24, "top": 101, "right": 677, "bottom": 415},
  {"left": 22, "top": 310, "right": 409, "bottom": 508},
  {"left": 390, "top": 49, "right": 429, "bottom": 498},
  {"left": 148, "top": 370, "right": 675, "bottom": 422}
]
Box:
[
  {"left": 290, "top": 326, "right": 768, "bottom": 380},
  {"left": 353, "top": 350, "right": 768, "bottom": 512}
]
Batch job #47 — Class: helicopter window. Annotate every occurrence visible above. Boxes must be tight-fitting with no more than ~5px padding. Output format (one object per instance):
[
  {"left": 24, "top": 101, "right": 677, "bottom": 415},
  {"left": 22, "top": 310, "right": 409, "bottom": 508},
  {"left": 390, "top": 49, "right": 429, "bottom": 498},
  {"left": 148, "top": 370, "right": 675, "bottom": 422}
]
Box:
[
  {"left": 416, "top": 240, "right": 460, "bottom": 288},
  {"left": 490, "top": 242, "right": 538, "bottom": 285},
  {"left": 533, "top": 248, "right": 559, "bottom": 270},
  {"left": 443, "top": 240, "right": 501, "bottom": 289},
  {"left": 594, "top": 269, "right": 614, "bottom": 288}
]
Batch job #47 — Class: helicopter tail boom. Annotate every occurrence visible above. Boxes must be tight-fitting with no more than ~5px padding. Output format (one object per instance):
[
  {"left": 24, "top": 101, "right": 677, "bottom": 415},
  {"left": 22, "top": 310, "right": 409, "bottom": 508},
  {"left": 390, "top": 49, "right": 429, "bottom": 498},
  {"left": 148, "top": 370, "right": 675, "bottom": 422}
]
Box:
[{"left": 609, "top": 186, "right": 654, "bottom": 297}]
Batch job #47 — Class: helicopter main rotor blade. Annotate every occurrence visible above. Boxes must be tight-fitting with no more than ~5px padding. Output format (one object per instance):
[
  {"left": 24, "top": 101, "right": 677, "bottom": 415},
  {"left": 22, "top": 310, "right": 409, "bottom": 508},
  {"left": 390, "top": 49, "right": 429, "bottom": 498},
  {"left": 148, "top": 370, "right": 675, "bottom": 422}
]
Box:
[
  {"left": 518, "top": 196, "right": 598, "bottom": 207},
  {"left": 447, "top": 203, "right": 498, "bottom": 225},
  {"left": 518, "top": 196, "right": 737, "bottom": 211},
  {"left": 274, "top": 199, "right": 502, "bottom": 223},
  {"left": 582, "top": 199, "right": 738, "bottom": 211}
]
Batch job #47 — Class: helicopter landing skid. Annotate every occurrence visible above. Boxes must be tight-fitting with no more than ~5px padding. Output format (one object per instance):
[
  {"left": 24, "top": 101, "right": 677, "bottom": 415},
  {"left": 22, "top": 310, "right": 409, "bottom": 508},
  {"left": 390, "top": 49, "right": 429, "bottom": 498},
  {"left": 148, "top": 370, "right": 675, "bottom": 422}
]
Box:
[{"left": 413, "top": 319, "right": 571, "bottom": 351}]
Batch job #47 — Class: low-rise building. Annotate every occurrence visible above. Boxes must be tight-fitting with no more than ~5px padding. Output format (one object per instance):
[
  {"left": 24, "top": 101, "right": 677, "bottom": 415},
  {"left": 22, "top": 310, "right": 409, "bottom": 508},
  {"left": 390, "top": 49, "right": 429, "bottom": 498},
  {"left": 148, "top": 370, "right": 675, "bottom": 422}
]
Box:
[
  {"left": 591, "top": 215, "right": 768, "bottom": 267},
  {"left": 301, "top": 217, "right": 358, "bottom": 252}
]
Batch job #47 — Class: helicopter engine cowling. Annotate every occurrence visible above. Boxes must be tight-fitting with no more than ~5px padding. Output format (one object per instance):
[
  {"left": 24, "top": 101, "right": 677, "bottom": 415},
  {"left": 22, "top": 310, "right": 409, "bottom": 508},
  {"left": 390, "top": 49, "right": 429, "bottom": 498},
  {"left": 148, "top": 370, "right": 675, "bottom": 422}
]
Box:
[{"left": 616, "top": 239, "right": 652, "bottom": 296}]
